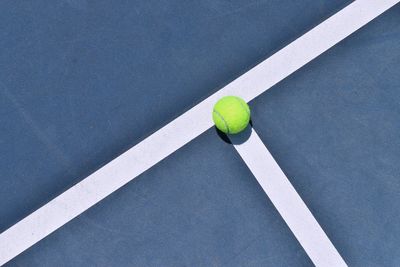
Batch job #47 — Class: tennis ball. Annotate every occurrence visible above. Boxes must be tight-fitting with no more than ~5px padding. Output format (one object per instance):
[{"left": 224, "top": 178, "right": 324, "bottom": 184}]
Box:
[{"left": 212, "top": 96, "right": 250, "bottom": 134}]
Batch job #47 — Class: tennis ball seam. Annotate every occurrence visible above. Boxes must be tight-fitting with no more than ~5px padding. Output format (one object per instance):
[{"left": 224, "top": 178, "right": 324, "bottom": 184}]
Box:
[{"left": 213, "top": 109, "right": 230, "bottom": 134}]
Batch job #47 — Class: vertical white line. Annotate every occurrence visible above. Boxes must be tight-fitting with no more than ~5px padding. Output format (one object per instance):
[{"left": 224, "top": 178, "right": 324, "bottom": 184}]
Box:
[{"left": 231, "top": 128, "right": 347, "bottom": 267}]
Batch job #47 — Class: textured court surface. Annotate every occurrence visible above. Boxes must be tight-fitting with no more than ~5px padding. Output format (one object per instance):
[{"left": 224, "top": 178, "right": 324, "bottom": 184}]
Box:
[{"left": 1, "top": 1, "right": 399, "bottom": 266}]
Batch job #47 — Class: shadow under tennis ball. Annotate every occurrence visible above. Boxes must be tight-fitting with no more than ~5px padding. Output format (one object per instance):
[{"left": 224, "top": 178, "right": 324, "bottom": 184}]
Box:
[{"left": 214, "top": 119, "right": 253, "bottom": 145}]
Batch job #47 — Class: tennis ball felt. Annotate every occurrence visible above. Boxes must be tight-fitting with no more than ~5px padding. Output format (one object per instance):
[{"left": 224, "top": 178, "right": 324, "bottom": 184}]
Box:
[{"left": 212, "top": 96, "right": 250, "bottom": 134}]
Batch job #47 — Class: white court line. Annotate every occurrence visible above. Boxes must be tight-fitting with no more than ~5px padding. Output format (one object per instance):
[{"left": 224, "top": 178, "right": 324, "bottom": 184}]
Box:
[
  {"left": 0, "top": 0, "right": 398, "bottom": 265},
  {"left": 230, "top": 128, "right": 347, "bottom": 267}
]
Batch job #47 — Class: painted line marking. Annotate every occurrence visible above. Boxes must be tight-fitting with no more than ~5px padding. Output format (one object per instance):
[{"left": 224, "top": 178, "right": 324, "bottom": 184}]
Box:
[
  {"left": 230, "top": 127, "right": 347, "bottom": 267},
  {"left": 0, "top": 0, "right": 398, "bottom": 265}
]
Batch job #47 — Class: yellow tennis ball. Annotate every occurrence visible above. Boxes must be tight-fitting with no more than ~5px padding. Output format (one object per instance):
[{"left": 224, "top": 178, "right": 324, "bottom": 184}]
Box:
[{"left": 212, "top": 96, "right": 250, "bottom": 134}]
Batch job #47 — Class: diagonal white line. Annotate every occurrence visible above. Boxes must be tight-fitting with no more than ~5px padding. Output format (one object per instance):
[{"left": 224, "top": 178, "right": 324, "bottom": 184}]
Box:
[
  {"left": 0, "top": 0, "right": 398, "bottom": 265},
  {"left": 230, "top": 128, "right": 347, "bottom": 267}
]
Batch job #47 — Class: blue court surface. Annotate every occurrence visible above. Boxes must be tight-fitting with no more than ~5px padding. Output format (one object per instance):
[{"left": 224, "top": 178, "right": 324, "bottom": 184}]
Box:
[{"left": 1, "top": 1, "right": 400, "bottom": 266}]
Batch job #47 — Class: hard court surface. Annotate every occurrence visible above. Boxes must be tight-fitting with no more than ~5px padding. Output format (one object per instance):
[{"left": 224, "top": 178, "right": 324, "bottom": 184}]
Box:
[{"left": 0, "top": 1, "right": 399, "bottom": 266}]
